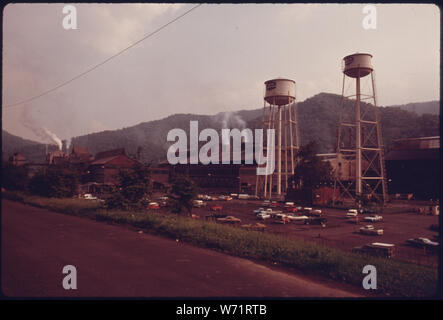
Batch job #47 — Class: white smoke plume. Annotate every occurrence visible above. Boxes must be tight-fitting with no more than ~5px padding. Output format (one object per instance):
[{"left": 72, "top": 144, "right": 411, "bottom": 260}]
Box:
[
  {"left": 220, "top": 111, "right": 246, "bottom": 130},
  {"left": 43, "top": 127, "right": 62, "bottom": 150},
  {"left": 20, "top": 107, "right": 63, "bottom": 150},
  {"left": 218, "top": 111, "right": 247, "bottom": 145}
]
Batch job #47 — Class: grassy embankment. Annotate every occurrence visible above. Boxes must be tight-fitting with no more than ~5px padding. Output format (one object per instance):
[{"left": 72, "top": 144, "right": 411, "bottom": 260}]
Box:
[{"left": 2, "top": 190, "right": 437, "bottom": 297}]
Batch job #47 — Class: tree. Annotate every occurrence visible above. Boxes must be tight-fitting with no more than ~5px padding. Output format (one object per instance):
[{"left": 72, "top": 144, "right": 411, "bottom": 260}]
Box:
[
  {"left": 169, "top": 175, "right": 197, "bottom": 215},
  {"left": 288, "top": 141, "right": 333, "bottom": 204},
  {"left": 291, "top": 141, "right": 333, "bottom": 189},
  {"left": 105, "top": 164, "right": 151, "bottom": 210},
  {"left": 28, "top": 167, "right": 78, "bottom": 198},
  {"left": 2, "top": 162, "right": 28, "bottom": 191}
]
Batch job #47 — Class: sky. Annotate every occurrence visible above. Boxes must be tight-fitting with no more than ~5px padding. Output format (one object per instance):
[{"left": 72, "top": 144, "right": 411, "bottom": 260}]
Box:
[{"left": 2, "top": 3, "right": 440, "bottom": 145}]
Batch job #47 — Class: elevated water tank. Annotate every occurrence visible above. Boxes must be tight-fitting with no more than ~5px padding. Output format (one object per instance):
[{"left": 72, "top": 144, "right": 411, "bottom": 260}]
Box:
[
  {"left": 343, "top": 53, "right": 373, "bottom": 78},
  {"left": 264, "top": 78, "right": 295, "bottom": 106}
]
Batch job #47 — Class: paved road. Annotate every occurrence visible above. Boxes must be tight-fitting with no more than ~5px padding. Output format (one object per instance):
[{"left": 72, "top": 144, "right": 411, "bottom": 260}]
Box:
[{"left": 1, "top": 200, "right": 360, "bottom": 297}]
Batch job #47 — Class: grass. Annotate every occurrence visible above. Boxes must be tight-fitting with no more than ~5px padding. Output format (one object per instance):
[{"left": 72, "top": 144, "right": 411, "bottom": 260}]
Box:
[{"left": 2, "top": 190, "right": 438, "bottom": 297}]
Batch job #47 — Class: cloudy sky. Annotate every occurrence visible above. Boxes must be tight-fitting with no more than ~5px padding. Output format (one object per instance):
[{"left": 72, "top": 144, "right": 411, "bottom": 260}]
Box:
[{"left": 2, "top": 3, "right": 440, "bottom": 144}]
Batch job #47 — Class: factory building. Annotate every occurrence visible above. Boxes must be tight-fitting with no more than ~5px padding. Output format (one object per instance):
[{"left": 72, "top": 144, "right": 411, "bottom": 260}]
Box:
[
  {"left": 88, "top": 148, "right": 141, "bottom": 185},
  {"left": 385, "top": 136, "right": 439, "bottom": 200}
]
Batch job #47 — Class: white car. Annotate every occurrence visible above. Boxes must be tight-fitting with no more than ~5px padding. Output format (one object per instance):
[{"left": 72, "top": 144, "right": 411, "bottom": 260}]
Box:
[
  {"left": 346, "top": 211, "right": 358, "bottom": 218},
  {"left": 84, "top": 193, "right": 98, "bottom": 200},
  {"left": 257, "top": 212, "right": 271, "bottom": 220},
  {"left": 192, "top": 200, "right": 206, "bottom": 207},
  {"left": 360, "top": 225, "right": 383, "bottom": 235},
  {"left": 311, "top": 209, "right": 322, "bottom": 215},
  {"left": 286, "top": 215, "right": 309, "bottom": 221},
  {"left": 253, "top": 208, "right": 265, "bottom": 214},
  {"left": 364, "top": 215, "right": 383, "bottom": 222}
]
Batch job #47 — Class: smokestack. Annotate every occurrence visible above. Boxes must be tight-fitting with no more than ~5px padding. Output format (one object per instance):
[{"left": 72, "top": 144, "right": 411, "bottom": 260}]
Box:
[{"left": 62, "top": 140, "right": 67, "bottom": 153}]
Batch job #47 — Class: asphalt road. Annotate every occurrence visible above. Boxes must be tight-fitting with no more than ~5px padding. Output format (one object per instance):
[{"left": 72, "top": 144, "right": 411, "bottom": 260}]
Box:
[{"left": 1, "top": 200, "right": 360, "bottom": 298}]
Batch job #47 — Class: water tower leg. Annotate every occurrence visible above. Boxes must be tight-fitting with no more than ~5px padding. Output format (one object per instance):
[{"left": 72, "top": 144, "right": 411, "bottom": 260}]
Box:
[
  {"left": 277, "top": 105, "right": 282, "bottom": 196},
  {"left": 256, "top": 100, "right": 267, "bottom": 198},
  {"left": 284, "top": 105, "right": 288, "bottom": 191},
  {"left": 356, "top": 74, "right": 362, "bottom": 198}
]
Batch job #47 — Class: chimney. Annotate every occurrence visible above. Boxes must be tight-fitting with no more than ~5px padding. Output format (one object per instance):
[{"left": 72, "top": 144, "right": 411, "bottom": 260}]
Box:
[{"left": 62, "top": 140, "right": 67, "bottom": 154}]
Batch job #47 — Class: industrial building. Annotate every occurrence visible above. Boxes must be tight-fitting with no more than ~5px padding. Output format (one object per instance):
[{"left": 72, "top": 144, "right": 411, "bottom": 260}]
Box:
[{"left": 385, "top": 136, "right": 439, "bottom": 200}]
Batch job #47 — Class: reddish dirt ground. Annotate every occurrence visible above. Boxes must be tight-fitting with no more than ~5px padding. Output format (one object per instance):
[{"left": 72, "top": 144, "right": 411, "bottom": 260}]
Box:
[
  {"left": 155, "top": 196, "right": 439, "bottom": 268},
  {"left": 2, "top": 200, "right": 362, "bottom": 297}
]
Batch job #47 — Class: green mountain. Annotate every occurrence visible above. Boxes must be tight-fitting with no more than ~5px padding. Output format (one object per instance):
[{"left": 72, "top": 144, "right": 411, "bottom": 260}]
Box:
[
  {"left": 3, "top": 93, "right": 439, "bottom": 164},
  {"left": 390, "top": 101, "right": 439, "bottom": 116},
  {"left": 1, "top": 130, "right": 58, "bottom": 163}
]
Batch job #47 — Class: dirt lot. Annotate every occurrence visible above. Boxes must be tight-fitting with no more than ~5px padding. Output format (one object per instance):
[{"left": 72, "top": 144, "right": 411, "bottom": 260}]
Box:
[{"left": 155, "top": 196, "right": 439, "bottom": 268}]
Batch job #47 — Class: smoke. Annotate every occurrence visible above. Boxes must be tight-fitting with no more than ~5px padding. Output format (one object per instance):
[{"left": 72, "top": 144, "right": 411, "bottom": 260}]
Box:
[
  {"left": 220, "top": 111, "right": 246, "bottom": 130},
  {"left": 218, "top": 111, "right": 247, "bottom": 145},
  {"left": 43, "top": 127, "right": 62, "bottom": 150},
  {"left": 20, "top": 107, "right": 62, "bottom": 150}
]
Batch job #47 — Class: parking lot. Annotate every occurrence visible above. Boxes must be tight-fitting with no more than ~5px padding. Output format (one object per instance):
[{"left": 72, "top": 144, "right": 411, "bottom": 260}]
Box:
[{"left": 153, "top": 195, "right": 439, "bottom": 268}]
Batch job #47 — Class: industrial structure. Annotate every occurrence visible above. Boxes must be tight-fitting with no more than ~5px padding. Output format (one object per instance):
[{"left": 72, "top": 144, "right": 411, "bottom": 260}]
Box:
[
  {"left": 333, "top": 53, "right": 388, "bottom": 205},
  {"left": 385, "top": 136, "right": 439, "bottom": 200},
  {"left": 255, "top": 78, "right": 300, "bottom": 199}
]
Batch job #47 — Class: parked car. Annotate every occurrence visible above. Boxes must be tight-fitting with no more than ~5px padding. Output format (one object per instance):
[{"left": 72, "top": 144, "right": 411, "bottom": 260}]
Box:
[
  {"left": 286, "top": 214, "right": 309, "bottom": 222},
  {"left": 238, "top": 194, "right": 250, "bottom": 200},
  {"left": 205, "top": 213, "right": 227, "bottom": 220},
  {"left": 218, "top": 195, "right": 233, "bottom": 201},
  {"left": 147, "top": 202, "right": 160, "bottom": 210},
  {"left": 303, "top": 207, "right": 313, "bottom": 213},
  {"left": 253, "top": 208, "right": 265, "bottom": 215},
  {"left": 352, "top": 242, "right": 395, "bottom": 258},
  {"left": 284, "top": 202, "right": 295, "bottom": 208},
  {"left": 262, "top": 200, "right": 271, "bottom": 207},
  {"left": 257, "top": 212, "right": 271, "bottom": 220},
  {"left": 360, "top": 225, "right": 383, "bottom": 236},
  {"left": 346, "top": 211, "right": 358, "bottom": 218},
  {"left": 84, "top": 193, "right": 98, "bottom": 200},
  {"left": 274, "top": 213, "right": 290, "bottom": 223},
  {"left": 158, "top": 200, "right": 169, "bottom": 207},
  {"left": 197, "top": 194, "right": 212, "bottom": 201},
  {"left": 286, "top": 206, "right": 298, "bottom": 213},
  {"left": 210, "top": 205, "right": 223, "bottom": 211},
  {"left": 364, "top": 215, "right": 383, "bottom": 222},
  {"left": 406, "top": 237, "right": 439, "bottom": 249},
  {"left": 361, "top": 207, "right": 377, "bottom": 214},
  {"left": 304, "top": 217, "right": 327, "bottom": 227},
  {"left": 260, "top": 208, "right": 282, "bottom": 217},
  {"left": 311, "top": 209, "right": 322, "bottom": 216},
  {"left": 269, "top": 201, "right": 279, "bottom": 208},
  {"left": 192, "top": 200, "right": 206, "bottom": 208},
  {"left": 192, "top": 199, "right": 206, "bottom": 208},
  {"left": 217, "top": 216, "right": 241, "bottom": 224}
]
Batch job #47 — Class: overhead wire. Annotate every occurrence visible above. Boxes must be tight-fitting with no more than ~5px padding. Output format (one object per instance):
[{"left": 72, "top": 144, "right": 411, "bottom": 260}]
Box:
[{"left": 4, "top": 3, "right": 203, "bottom": 109}]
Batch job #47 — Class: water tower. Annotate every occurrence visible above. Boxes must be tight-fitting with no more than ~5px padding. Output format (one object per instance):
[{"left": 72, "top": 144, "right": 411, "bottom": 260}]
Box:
[
  {"left": 333, "top": 53, "right": 388, "bottom": 205},
  {"left": 255, "top": 78, "right": 300, "bottom": 199}
]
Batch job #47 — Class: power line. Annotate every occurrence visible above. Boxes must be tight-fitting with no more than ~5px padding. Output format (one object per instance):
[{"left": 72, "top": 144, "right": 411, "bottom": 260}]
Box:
[{"left": 4, "top": 3, "right": 203, "bottom": 109}]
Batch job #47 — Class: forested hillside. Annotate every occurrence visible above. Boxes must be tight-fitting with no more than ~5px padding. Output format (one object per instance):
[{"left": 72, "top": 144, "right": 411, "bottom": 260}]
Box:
[{"left": 3, "top": 93, "right": 439, "bottom": 164}]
